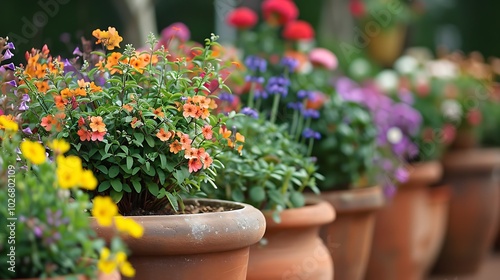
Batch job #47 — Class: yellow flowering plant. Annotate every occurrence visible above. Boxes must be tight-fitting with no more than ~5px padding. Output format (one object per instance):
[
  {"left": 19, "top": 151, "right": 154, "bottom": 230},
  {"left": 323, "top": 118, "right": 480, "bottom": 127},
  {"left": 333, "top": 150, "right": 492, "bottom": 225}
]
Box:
[
  {"left": 0, "top": 120, "right": 142, "bottom": 278},
  {"left": 8, "top": 28, "right": 242, "bottom": 215}
]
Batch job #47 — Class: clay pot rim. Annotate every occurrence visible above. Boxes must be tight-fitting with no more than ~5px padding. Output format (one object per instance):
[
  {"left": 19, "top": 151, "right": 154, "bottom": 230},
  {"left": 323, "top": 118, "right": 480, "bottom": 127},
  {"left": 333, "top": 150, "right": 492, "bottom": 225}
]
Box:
[
  {"left": 263, "top": 197, "right": 335, "bottom": 228},
  {"left": 316, "top": 186, "right": 385, "bottom": 213},
  {"left": 401, "top": 160, "right": 443, "bottom": 187},
  {"left": 92, "top": 198, "right": 266, "bottom": 255},
  {"left": 442, "top": 148, "right": 500, "bottom": 173}
]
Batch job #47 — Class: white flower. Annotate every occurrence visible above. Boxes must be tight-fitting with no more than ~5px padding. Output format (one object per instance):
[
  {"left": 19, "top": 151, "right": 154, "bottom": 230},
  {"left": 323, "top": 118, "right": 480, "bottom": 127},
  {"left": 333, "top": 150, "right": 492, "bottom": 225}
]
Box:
[
  {"left": 394, "top": 55, "right": 419, "bottom": 75},
  {"left": 375, "top": 70, "right": 399, "bottom": 92},
  {"left": 441, "top": 99, "right": 462, "bottom": 121},
  {"left": 387, "top": 127, "right": 403, "bottom": 144},
  {"left": 426, "top": 59, "right": 458, "bottom": 79},
  {"left": 349, "top": 58, "right": 371, "bottom": 79}
]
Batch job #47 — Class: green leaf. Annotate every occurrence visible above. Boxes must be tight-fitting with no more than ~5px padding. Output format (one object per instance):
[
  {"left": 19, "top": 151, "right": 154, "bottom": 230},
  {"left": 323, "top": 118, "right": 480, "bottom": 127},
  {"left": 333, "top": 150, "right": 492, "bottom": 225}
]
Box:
[
  {"left": 159, "top": 154, "right": 167, "bottom": 169},
  {"left": 147, "top": 181, "right": 159, "bottom": 196},
  {"left": 165, "top": 192, "right": 179, "bottom": 212},
  {"left": 231, "top": 188, "right": 244, "bottom": 202},
  {"left": 105, "top": 143, "right": 112, "bottom": 154},
  {"left": 110, "top": 179, "right": 122, "bottom": 191},
  {"left": 134, "top": 133, "right": 144, "bottom": 144},
  {"left": 96, "top": 165, "right": 108, "bottom": 174},
  {"left": 131, "top": 180, "right": 141, "bottom": 193},
  {"left": 157, "top": 168, "right": 166, "bottom": 185},
  {"left": 131, "top": 167, "right": 140, "bottom": 175},
  {"left": 98, "top": 181, "right": 111, "bottom": 192},
  {"left": 145, "top": 135, "right": 155, "bottom": 147},
  {"left": 110, "top": 189, "right": 123, "bottom": 203},
  {"left": 249, "top": 187, "right": 266, "bottom": 203},
  {"left": 108, "top": 166, "right": 120, "bottom": 178},
  {"left": 126, "top": 156, "right": 134, "bottom": 170},
  {"left": 120, "top": 146, "right": 129, "bottom": 154}
]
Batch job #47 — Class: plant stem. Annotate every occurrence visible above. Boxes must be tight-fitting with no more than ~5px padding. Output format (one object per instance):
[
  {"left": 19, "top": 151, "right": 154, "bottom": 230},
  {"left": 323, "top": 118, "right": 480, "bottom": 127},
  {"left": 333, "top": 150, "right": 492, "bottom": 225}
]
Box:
[
  {"left": 270, "top": 93, "right": 281, "bottom": 124},
  {"left": 247, "top": 82, "right": 256, "bottom": 109}
]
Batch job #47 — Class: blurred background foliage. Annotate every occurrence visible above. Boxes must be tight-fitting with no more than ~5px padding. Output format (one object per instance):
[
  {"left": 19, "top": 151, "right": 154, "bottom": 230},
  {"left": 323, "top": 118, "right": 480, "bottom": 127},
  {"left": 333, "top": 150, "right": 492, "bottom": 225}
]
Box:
[{"left": 1, "top": 0, "right": 499, "bottom": 66}]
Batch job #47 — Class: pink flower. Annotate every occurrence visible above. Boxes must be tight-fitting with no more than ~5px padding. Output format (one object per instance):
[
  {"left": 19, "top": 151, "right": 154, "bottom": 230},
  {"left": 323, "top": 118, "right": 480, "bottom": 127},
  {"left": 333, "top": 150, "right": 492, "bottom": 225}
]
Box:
[
  {"left": 161, "top": 22, "right": 190, "bottom": 42},
  {"left": 91, "top": 131, "right": 106, "bottom": 142},
  {"left": 227, "top": 7, "right": 258, "bottom": 29},
  {"left": 309, "top": 48, "right": 338, "bottom": 70},
  {"left": 467, "top": 108, "right": 482, "bottom": 126}
]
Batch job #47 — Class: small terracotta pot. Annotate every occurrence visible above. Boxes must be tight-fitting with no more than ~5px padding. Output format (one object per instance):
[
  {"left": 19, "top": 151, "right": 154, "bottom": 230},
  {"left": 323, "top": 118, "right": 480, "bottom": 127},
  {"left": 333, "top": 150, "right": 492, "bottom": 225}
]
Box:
[
  {"left": 367, "top": 24, "right": 407, "bottom": 67},
  {"left": 432, "top": 149, "right": 500, "bottom": 276},
  {"left": 246, "top": 198, "right": 335, "bottom": 280},
  {"left": 92, "top": 199, "right": 266, "bottom": 280},
  {"left": 13, "top": 270, "right": 120, "bottom": 280},
  {"left": 316, "top": 186, "right": 385, "bottom": 280},
  {"left": 366, "top": 161, "right": 444, "bottom": 280}
]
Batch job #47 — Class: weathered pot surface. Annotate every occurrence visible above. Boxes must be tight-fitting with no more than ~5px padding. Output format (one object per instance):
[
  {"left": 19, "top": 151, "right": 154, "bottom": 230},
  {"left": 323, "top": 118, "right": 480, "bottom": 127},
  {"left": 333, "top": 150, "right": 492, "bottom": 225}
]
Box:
[
  {"left": 247, "top": 198, "right": 335, "bottom": 280},
  {"left": 92, "top": 198, "right": 266, "bottom": 280}
]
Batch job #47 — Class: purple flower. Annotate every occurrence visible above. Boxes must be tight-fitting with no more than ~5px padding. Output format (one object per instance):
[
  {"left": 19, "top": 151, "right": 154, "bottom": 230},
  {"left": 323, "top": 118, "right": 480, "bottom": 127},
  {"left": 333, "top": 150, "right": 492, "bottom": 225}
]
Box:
[
  {"left": 6, "top": 42, "right": 15, "bottom": 50},
  {"left": 33, "top": 226, "right": 43, "bottom": 238},
  {"left": 287, "top": 102, "right": 303, "bottom": 110},
  {"left": 266, "top": 76, "right": 290, "bottom": 97},
  {"left": 241, "top": 107, "right": 259, "bottom": 118},
  {"left": 281, "top": 56, "right": 299, "bottom": 73},
  {"left": 3, "top": 62, "right": 14, "bottom": 71},
  {"left": 5, "top": 80, "right": 17, "bottom": 87},
  {"left": 254, "top": 89, "right": 269, "bottom": 99},
  {"left": 245, "top": 56, "right": 267, "bottom": 72},
  {"left": 395, "top": 167, "right": 409, "bottom": 183},
  {"left": 383, "top": 182, "right": 397, "bottom": 198},
  {"left": 72, "top": 47, "right": 83, "bottom": 56},
  {"left": 18, "top": 94, "right": 30, "bottom": 111},
  {"left": 297, "top": 90, "right": 311, "bottom": 100},
  {"left": 245, "top": 75, "right": 265, "bottom": 84},
  {"left": 399, "top": 89, "right": 414, "bottom": 105},
  {"left": 22, "top": 127, "right": 33, "bottom": 135},
  {"left": 219, "top": 92, "right": 235, "bottom": 103},
  {"left": 302, "top": 128, "right": 321, "bottom": 140},
  {"left": 3, "top": 49, "right": 13, "bottom": 60},
  {"left": 302, "top": 108, "right": 320, "bottom": 119},
  {"left": 161, "top": 22, "right": 190, "bottom": 42}
]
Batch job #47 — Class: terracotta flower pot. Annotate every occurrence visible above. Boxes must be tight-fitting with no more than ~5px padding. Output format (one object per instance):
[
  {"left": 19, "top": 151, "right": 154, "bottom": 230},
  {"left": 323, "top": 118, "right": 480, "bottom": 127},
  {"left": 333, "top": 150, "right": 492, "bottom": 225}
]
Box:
[
  {"left": 366, "top": 161, "right": 444, "bottom": 280},
  {"left": 432, "top": 149, "right": 500, "bottom": 276},
  {"left": 450, "top": 127, "right": 479, "bottom": 150},
  {"left": 246, "top": 198, "right": 335, "bottom": 280},
  {"left": 317, "top": 186, "right": 385, "bottom": 280},
  {"left": 92, "top": 199, "right": 266, "bottom": 280},
  {"left": 367, "top": 24, "right": 407, "bottom": 67}
]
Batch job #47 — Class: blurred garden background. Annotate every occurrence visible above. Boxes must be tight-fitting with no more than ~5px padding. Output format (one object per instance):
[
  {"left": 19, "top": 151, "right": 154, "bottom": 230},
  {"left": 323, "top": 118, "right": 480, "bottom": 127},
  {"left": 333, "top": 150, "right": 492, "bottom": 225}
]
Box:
[{"left": 3, "top": 0, "right": 499, "bottom": 66}]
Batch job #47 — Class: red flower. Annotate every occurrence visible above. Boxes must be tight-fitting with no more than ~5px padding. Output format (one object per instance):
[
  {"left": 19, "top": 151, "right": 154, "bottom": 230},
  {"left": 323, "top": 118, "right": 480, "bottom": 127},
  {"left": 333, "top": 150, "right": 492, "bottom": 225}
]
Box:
[
  {"left": 282, "top": 20, "right": 315, "bottom": 41},
  {"left": 227, "top": 7, "right": 258, "bottom": 29},
  {"left": 349, "top": 0, "right": 365, "bottom": 18},
  {"left": 262, "top": 0, "right": 298, "bottom": 26},
  {"left": 467, "top": 108, "right": 482, "bottom": 126}
]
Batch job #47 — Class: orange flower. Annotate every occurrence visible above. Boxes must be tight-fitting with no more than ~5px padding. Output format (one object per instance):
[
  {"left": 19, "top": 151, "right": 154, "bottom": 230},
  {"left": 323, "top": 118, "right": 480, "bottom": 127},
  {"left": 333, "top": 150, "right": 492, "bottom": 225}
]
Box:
[
  {"left": 89, "top": 82, "right": 102, "bottom": 93},
  {"left": 156, "top": 128, "right": 173, "bottom": 141},
  {"left": 200, "top": 153, "right": 213, "bottom": 169},
  {"left": 219, "top": 125, "right": 231, "bottom": 139},
  {"left": 91, "top": 131, "right": 106, "bottom": 141},
  {"left": 202, "top": 125, "right": 213, "bottom": 140},
  {"left": 235, "top": 132, "right": 245, "bottom": 143},
  {"left": 60, "top": 88, "right": 73, "bottom": 99},
  {"left": 122, "top": 104, "right": 133, "bottom": 112},
  {"left": 184, "top": 148, "right": 197, "bottom": 159},
  {"left": 152, "top": 107, "right": 164, "bottom": 119},
  {"left": 188, "top": 158, "right": 203, "bottom": 173},
  {"left": 199, "top": 108, "right": 210, "bottom": 119},
  {"left": 73, "top": 88, "right": 86, "bottom": 97},
  {"left": 198, "top": 96, "right": 211, "bottom": 109},
  {"left": 107, "top": 52, "right": 122, "bottom": 65},
  {"left": 41, "top": 115, "right": 57, "bottom": 131},
  {"left": 169, "top": 140, "right": 182, "bottom": 154},
  {"left": 77, "top": 128, "right": 91, "bottom": 141},
  {"left": 179, "top": 133, "right": 192, "bottom": 150},
  {"left": 35, "top": 80, "right": 49, "bottom": 93},
  {"left": 89, "top": 116, "right": 106, "bottom": 132},
  {"left": 92, "top": 27, "right": 123, "bottom": 50},
  {"left": 54, "top": 95, "right": 68, "bottom": 110},
  {"left": 182, "top": 103, "right": 198, "bottom": 118},
  {"left": 227, "top": 138, "right": 235, "bottom": 148},
  {"left": 237, "top": 145, "right": 243, "bottom": 155}
]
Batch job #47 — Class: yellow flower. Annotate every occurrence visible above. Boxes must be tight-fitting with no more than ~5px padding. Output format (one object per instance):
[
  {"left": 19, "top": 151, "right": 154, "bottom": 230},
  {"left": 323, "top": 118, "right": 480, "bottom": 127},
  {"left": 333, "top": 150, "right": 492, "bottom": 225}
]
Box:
[
  {"left": 97, "top": 247, "right": 117, "bottom": 274},
  {"left": 56, "top": 155, "right": 84, "bottom": 189},
  {"left": 0, "top": 115, "right": 18, "bottom": 132},
  {"left": 115, "top": 251, "right": 135, "bottom": 277},
  {"left": 80, "top": 169, "right": 97, "bottom": 190},
  {"left": 48, "top": 139, "right": 70, "bottom": 154},
  {"left": 114, "top": 216, "right": 144, "bottom": 238},
  {"left": 20, "top": 140, "right": 46, "bottom": 165},
  {"left": 92, "top": 27, "right": 123, "bottom": 50},
  {"left": 92, "top": 196, "right": 118, "bottom": 227}
]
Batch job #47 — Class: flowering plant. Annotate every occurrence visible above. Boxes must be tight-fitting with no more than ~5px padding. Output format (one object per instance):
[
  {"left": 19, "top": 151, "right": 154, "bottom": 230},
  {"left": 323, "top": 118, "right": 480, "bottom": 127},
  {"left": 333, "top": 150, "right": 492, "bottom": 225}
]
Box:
[
  {"left": 348, "top": 0, "right": 422, "bottom": 29},
  {"left": 0, "top": 117, "right": 142, "bottom": 278},
  {"left": 9, "top": 28, "right": 241, "bottom": 215}
]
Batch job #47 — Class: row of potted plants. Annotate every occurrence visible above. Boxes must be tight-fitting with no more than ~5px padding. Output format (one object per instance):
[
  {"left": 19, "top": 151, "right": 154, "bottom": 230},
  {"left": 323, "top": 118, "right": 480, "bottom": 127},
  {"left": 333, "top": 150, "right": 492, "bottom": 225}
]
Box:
[{"left": 2, "top": 0, "right": 500, "bottom": 279}]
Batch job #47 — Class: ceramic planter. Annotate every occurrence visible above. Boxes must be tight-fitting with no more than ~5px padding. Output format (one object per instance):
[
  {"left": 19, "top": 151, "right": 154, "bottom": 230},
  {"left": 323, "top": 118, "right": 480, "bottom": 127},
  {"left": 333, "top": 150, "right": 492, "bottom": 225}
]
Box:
[
  {"left": 16, "top": 273, "right": 120, "bottom": 280},
  {"left": 366, "top": 24, "right": 407, "bottom": 67},
  {"left": 92, "top": 199, "right": 266, "bottom": 280},
  {"left": 366, "top": 161, "right": 447, "bottom": 280},
  {"left": 317, "top": 186, "right": 384, "bottom": 280},
  {"left": 432, "top": 149, "right": 500, "bottom": 276},
  {"left": 246, "top": 198, "right": 335, "bottom": 280}
]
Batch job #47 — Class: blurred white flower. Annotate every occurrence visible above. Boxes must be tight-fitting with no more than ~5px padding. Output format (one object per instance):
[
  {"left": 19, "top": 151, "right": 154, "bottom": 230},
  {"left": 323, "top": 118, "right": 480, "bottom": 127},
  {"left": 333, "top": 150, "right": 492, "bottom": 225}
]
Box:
[
  {"left": 375, "top": 70, "right": 399, "bottom": 92},
  {"left": 394, "top": 55, "right": 419, "bottom": 75},
  {"left": 441, "top": 99, "right": 462, "bottom": 121},
  {"left": 349, "top": 58, "right": 371, "bottom": 79},
  {"left": 404, "top": 47, "right": 434, "bottom": 63},
  {"left": 387, "top": 127, "right": 403, "bottom": 144},
  {"left": 426, "top": 59, "right": 458, "bottom": 79}
]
